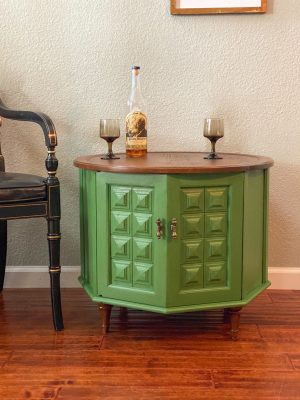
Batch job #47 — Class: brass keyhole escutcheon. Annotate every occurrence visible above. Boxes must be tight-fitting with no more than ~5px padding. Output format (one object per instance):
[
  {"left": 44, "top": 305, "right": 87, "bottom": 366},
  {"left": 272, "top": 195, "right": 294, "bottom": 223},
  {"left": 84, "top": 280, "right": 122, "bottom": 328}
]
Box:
[
  {"left": 171, "top": 218, "right": 177, "bottom": 239},
  {"left": 156, "top": 218, "right": 163, "bottom": 239}
]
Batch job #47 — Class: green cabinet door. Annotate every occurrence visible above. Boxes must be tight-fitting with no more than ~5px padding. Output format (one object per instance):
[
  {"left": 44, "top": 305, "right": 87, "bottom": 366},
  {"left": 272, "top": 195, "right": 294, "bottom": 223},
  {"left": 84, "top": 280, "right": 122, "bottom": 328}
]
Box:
[
  {"left": 97, "top": 173, "right": 167, "bottom": 307},
  {"left": 96, "top": 172, "right": 244, "bottom": 308},
  {"left": 166, "top": 173, "right": 244, "bottom": 307}
]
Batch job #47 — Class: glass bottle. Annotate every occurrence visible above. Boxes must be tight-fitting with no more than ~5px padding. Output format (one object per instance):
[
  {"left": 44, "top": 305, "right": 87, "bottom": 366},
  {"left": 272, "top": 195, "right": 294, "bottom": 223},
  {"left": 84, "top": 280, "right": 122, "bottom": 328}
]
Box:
[{"left": 126, "top": 66, "right": 147, "bottom": 158}]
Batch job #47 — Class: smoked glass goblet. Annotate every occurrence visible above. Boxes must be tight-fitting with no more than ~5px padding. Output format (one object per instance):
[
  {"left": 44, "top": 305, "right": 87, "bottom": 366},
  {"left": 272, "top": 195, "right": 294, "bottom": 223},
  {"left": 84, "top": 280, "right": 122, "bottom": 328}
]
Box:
[
  {"left": 203, "top": 118, "right": 224, "bottom": 160},
  {"left": 100, "top": 119, "right": 120, "bottom": 160}
]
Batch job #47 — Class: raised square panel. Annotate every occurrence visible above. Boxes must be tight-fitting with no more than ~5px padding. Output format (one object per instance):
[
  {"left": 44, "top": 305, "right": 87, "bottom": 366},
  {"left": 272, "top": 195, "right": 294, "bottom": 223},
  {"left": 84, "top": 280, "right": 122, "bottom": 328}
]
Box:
[
  {"left": 205, "top": 213, "right": 227, "bottom": 237},
  {"left": 182, "top": 214, "right": 204, "bottom": 238},
  {"left": 205, "top": 187, "right": 228, "bottom": 212},
  {"left": 110, "top": 186, "right": 131, "bottom": 211},
  {"left": 133, "top": 262, "right": 153, "bottom": 290},
  {"left": 205, "top": 238, "right": 227, "bottom": 262},
  {"left": 111, "top": 212, "right": 131, "bottom": 235},
  {"left": 204, "top": 262, "right": 226, "bottom": 288},
  {"left": 133, "top": 238, "right": 152, "bottom": 263},
  {"left": 111, "top": 236, "right": 131, "bottom": 260},
  {"left": 181, "top": 263, "right": 203, "bottom": 289},
  {"left": 181, "top": 188, "right": 204, "bottom": 212},
  {"left": 111, "top": 260, "right": 132, "bottom": 287},
  {"left": 132, "top": 188, "right": 152, "bottom": 213},
  {"left": 181, "top": 239, "right": 203, "bottom": 263},
  {"left": 133, "top": 213, "right": 152, "bottom": 237}
]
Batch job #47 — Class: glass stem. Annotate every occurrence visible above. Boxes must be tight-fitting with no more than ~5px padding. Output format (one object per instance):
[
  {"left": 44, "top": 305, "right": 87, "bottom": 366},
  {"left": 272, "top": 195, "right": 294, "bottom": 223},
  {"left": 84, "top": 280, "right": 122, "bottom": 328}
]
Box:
[
  {"left": 211, "top": 140, "right": 216, "bottom": 155},
  {"left": 108, "top": 141, "right": 113, "bottom": 156}
]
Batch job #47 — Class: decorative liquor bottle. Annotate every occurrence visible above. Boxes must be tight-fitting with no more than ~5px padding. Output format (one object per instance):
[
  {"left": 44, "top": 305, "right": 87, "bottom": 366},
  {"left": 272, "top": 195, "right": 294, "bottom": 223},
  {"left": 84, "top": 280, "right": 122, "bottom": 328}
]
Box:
[{"left": 126, "top": 66, "right": 147, "bottom": 158}]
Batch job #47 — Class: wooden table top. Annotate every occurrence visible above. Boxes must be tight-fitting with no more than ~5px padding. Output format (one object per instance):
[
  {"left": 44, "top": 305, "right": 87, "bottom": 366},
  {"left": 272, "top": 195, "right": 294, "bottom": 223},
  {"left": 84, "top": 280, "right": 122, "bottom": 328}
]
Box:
[{"left": 73, "top": 152, "right": 273, "bottom": 174}]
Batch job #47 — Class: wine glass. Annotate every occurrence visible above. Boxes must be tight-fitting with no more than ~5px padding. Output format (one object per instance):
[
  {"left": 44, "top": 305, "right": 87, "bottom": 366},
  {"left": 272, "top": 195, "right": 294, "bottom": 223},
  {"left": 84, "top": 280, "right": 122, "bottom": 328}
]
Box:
[
  {"left": 100, "top": 119, "right": 120, "bottom": 160},
  {"left": 203, "top": 117, "right": 224, "bottom": 160}
]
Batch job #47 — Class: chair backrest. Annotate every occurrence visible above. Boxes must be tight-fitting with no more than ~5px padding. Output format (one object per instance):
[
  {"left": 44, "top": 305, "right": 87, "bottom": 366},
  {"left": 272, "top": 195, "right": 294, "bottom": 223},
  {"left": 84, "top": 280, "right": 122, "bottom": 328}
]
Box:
[
  {"left": 0, "top": 98, "right": 60, "bottom": 180},
  {"left": 0, "top": 151, "right": 4, "bottom": 172},
  {"left": 0, "top": 117, "right": 5, "bottom": 172},
  {"left": 0, "top": 98, "right": 57, "bottom": 148}
]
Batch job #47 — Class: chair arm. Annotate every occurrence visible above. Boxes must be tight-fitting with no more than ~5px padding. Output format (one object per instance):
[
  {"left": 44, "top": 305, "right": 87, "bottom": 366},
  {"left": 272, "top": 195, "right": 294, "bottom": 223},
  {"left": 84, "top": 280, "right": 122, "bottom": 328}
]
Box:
[{"left": 0, "top": 97, "right": 57, "bottom": 148}]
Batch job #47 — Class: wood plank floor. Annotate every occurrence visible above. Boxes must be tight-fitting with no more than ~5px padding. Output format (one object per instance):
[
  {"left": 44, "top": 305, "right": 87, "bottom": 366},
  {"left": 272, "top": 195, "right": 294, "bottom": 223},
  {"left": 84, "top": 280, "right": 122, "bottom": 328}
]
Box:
[{"left": 1, "top": 289, "right": 300, "bottom": 399}]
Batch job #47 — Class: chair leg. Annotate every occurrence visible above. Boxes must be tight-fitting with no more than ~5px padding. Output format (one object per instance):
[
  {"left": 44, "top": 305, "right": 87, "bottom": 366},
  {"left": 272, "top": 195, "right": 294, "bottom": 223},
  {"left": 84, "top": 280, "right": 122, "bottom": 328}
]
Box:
[
  {"left": 47, "top": 218, "right": 64, "bottom": 331},
  {"left": 0, "top": 220, "right": 7, "bottom": 292}
]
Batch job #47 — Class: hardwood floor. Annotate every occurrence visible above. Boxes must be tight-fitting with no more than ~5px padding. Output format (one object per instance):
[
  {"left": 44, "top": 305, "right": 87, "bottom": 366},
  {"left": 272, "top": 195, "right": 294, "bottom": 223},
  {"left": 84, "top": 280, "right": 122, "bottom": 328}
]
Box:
[{"left": 1, "top": 289, "right": 300, "bottom": 399}]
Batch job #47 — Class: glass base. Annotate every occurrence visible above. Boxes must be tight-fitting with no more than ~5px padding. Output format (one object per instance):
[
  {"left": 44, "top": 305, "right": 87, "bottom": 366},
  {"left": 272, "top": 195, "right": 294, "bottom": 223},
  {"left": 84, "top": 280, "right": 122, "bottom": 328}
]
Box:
[
  {"left": 101, "top": 154, "right": 120, "bottom": 160},
  {"left": 204, "top": 153, "right": 223, "bottom": 160}
]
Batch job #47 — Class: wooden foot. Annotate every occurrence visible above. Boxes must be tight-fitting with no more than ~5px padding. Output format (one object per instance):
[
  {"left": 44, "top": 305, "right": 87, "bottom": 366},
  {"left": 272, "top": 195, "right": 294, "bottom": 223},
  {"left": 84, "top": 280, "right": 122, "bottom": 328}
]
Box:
[
  {"left": 99, "top": 303, "right": 112, "bottom": 334},
  {"left": 0, "top": 220, "right": 7, "bottom": 292},
  {"left": 227, "top": 307, "right": 242, "bottom": 340},
  {"left": 47, "top": 219, "right": 64, "bottom": 331},
  {"left": 223, "top": 308, "right": 230, "bottom": 323},
  {"left": 49, "top": 269, "right": 64, "bottom": 331},
  {"left": 119, "top": 307, "right": 128, "bottom": 320}
]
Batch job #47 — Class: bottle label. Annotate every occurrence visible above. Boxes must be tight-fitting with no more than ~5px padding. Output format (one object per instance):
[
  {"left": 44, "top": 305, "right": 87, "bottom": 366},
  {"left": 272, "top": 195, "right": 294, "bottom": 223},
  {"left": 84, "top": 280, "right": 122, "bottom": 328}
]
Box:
[{"left": 126, "top": 111, "right": 147, "bottom": 150}]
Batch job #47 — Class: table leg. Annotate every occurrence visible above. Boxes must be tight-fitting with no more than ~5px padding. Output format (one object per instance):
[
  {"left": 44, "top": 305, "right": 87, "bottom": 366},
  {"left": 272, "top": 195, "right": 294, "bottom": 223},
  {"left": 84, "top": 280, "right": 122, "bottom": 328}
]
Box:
[
  {"left": 227, "top": 307, "right": 242, "bottom": 340},
  {"left": 119, "top": 307, "right": 128, "bottom": 320},
  {"left": 99, "top": 303, "right": 112, "bottom": 334}
]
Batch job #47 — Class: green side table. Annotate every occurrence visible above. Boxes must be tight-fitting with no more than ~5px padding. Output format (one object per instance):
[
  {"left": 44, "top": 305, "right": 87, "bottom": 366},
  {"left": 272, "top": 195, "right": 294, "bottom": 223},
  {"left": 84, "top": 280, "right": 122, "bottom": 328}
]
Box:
[{"left": 74, "top": 152, "right": 273, "bottom": 338}]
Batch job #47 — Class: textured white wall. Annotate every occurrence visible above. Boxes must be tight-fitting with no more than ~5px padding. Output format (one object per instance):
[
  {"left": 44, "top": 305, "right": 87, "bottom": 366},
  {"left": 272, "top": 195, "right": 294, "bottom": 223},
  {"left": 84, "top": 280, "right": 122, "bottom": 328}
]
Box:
[{"left": 0, "top": 0, "right": 299, "bottom": 270}]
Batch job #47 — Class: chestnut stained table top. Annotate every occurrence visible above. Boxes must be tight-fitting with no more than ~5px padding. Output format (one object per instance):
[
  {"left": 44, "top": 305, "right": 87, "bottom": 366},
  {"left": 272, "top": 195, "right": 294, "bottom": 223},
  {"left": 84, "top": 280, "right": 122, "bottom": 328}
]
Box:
[{"left": 73, "top": 152, "right": 274, "bottom": 174}]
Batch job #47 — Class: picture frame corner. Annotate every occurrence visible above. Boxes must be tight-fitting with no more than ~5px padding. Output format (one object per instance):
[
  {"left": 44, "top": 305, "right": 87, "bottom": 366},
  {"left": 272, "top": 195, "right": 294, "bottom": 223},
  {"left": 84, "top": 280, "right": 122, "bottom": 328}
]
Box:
[{"left": 170, "top": 0, "right": 267, "bottom": 15}]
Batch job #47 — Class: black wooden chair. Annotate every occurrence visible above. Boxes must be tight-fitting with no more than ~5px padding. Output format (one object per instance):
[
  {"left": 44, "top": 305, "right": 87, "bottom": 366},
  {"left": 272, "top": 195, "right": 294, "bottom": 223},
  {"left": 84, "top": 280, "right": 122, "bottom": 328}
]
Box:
[{"left": 0, "top": 97, "right": 63, "bottom": 330}]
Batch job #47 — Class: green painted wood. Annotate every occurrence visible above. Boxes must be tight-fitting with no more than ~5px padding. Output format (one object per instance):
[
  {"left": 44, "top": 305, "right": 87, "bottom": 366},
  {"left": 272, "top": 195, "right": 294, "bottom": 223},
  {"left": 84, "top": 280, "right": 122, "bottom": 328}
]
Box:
[
  {"left": 166, "top": 173, "right": 244, "bottom": 307},
  {"left": 242, "top": 169, "right": 265, "bottom": 297},
  {"left": 82, "top": 279, "right": 270, "bottom": 314},
  {"left": 78, "top": 167, "right": 271, "bottom": 316},
  {"left": 97, "top": 172, "right": 167, "bottom": 307},
  {"left": 79, "top": 170, "right": 97, "bottom": 294},
  {"left": 79, "top": 169, "right": 85, "bottom": 283},
  {"left": 262, "top": 169, "right": 270, "bottom": 284}
]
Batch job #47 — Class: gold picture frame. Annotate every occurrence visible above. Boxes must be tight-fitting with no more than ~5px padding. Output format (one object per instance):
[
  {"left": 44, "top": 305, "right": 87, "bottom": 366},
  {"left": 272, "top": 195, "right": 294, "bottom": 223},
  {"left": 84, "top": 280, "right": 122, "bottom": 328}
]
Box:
[{"left": 171, "top": 0, "right": 267, "bottom": 15}]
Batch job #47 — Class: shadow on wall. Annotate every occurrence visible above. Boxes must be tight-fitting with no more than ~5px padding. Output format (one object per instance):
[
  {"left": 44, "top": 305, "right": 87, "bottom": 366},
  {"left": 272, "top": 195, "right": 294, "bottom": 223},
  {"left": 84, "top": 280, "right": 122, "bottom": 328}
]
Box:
[
  {"left": 1, "top": 87, "right": 81, "bottom": 267},
  {"left": 268, "top": 161, "right": 300, "bottom": 269}
]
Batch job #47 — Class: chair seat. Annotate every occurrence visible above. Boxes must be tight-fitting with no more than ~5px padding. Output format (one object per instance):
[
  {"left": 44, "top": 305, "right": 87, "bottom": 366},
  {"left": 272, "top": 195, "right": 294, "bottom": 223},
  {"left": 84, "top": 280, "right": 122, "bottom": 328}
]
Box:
[{"left": 0, "top": 172, "right": 46, "bottom": 203}]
